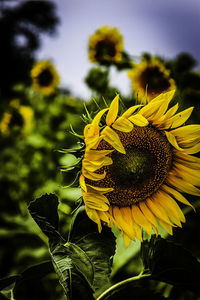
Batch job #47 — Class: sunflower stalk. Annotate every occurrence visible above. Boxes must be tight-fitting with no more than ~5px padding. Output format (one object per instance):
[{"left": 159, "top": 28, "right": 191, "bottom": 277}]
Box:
[{"left": 96, "top": 272, "right": 151, "bottom": 300}]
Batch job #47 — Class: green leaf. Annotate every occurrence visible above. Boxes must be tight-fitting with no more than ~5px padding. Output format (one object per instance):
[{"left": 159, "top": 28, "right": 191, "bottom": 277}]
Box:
[
  {"left": 28, "top": 193, "right": 64, "bottom": 243},
  {"left": 0, "top": 262, "right": 54, "bottom": 300},
  {"left": 141, "top": 235, "right": 200, "bottom": 294},
  {"left": 0, "top": 276, "right": 20, "bottom": 290},
  {"left": 0, "top": 292, "right": 9, "bottom": 300},
  {"left": 28, "top": 195, "right": 95, "bottom": 299},
  {"left": 50, "top": 242, "right": 94, "bottom": 300},
  {"left": 69, "top": 206, "right": 116, "bottom": 297}
]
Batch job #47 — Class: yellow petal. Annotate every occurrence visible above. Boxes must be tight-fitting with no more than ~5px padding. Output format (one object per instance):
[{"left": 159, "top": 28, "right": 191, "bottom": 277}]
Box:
[
  {"left": 84, "top": 108, "right": 108, "bottom": 139},
  {"left": 121, "top": 232, "right": 132, "bottom": 247},
  {"left": 162, "top": 184, "right": 195, "bottom": 210},
  {"left": 131, "top": 205, "right": 153, "bottom": 236},
  {"left": 158, "top": 219, "right": 173, "bottom": 235},
  {"left": 121, "top": 105, "right": 143, "bottom": 118},
  {"left": 80, "top": 174, "right": 87, "bottom": 192},
  {"left": 173, "top": 163, "right": 200, "bottom": 186},
  {"left": 139, "top": 201, "right": 159, "bottom": 231},
  {"left": 83, "top": 156, "right": 112, "bottom": 172},
  {"left": 151, "top": 89, "right": 175, "bottom": 104},
  {"left": 139, "top": 90, "right": 175, "bottom": 119},
  {"left": 183, "top": 143, "right": 200, "bottom": 154},
  {"left": 85, "top": 206, "right": 102, "bottom": 232},
  {"left": 101, "top": 126, "right": 125, "bottom": 154},
  {"left": 92, "top": 108, "right": 109, "bottom": 131},
  {"left": 155, "top": 190, "right": 185, "bottom": 224},
  {"left": 112, "top": 117, "right": 133, "bottom": 132},
  {"left": 106, "top": 94, "right": 119, "bottom": 126},
  {"left": 146, "top": 198, "right": 173, "bottom": 226},
  {"left": 150, "top": 94, "right": 173, "bottom": 120},
  {"left": 112, "top": 206, "right": 136, "bottom": 240},
  {"left": 165, "top": 131, "right": 183, "bottom": 151},
  {"left": 171, "top": 125, "right": 200, "bottom": 140},
  {"left": 167, "top": 175, "right": 200, "bottom": 196},
  {"left": 97, "top": 211, "right": 113, "bottom": 227},
  {"left": 85, "top": 134, "right": 102, "bottom": 150},
  {"left": 83, "top": 191, "right": 109, "bottom": 211},
  {"left": 86, "top": 184, "right": 113, "bottom": 194},
  {"left": 163, "top": 107, "right": 194, "bottom": 129},
  {"left": 163, "top": 103, "right": 179, "bottom": 119},
  {"left": 85, "top": 149, "right": 114, "bottom": 160},
  {"left": 82, "top": 169, "right": 106, "bottom": 181},
  {"left": 128, "top": 114, "right": 149, "bottom": 127},
  {"left": 174, "top": 151, "right": 200, "bottom": 166}
]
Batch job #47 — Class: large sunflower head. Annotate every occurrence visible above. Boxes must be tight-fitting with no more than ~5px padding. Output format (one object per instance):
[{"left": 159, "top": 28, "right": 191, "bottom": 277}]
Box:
[
  {"left": 80, "top": 91, "right": 200, "bottom": 247},
  {"left": 88, "top": 26, "right": 123, "bottom": 64},
  {"left": 30, "top": 60, "right": 60, "bottom": 95},
  {"left": 128, "top": 58, "right": 176, "bottom": 103},
  {"left": 0, "top": 99, "right": 34, "bottom": 136}
]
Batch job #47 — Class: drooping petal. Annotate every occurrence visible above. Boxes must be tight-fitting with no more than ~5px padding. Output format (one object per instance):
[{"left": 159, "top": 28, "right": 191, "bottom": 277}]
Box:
[
  {"left": 154, "top": 190, "right": 185, "bottom": 224},
  {"left": 121, "top": 232, "right": 132, "bottom": 248},
  {"left": 83, "top": 156, "right": 112, "bottom": 172},
  {"left": 112, "top": 206, "right": 136, "bottom": 240},
  {"left": 82, "top": 169, "right": 106, "bottom": 181},
  {"left": 162, "top": 184, "right": 195, "bottom": 210},
  {"left": 85, "top": 206, "right": 102, "bottom": 232},
  {"left": 165, "top": 131, "right": 183, "bottom": 151},
  {"left": 101, "top": 126, "right": 126, "bottom": 154},
  {"left": 167, "top": 175, "right": 200, "bottom": 196},
  {"left": 79, "top": 174, "right": 87, "bottom": 192},
  {"left": 131, "top": 205, "right": 153, "bottom": 236},
  {"left": 172, "top": 163, "right": 200, "bottom": 186},
  {"left": 86, "top": 185, "right": 113, "bottom": 194},
  {"left": 85, "top": 149, "right": 114, "bottom": 160},
  {"left": 139, "top": 201, "right": 159, "bottom": 232},
  {"left": 183, "top": 143, "right": 200, "bottom": 154},
  {"left": 146, "top": 198, "right": 173, "bottom": 226},
  {"left": 158, "top": 219, "right": 173, "bottom": 235},
  {"left": 82, "top": 191, "right": 109, "bottom": 211}
]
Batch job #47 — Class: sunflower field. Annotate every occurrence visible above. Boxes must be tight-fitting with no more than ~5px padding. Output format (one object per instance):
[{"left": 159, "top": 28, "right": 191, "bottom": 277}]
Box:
[{"left": 1, "top": 1, "right": 200, "bottom": 300}]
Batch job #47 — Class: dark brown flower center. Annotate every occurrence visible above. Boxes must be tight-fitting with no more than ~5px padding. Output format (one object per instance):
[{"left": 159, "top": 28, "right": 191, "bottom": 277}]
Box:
[
  {"left": 37, "top": 68, "right": 53, "bottom": 87},
  {"left": 140, "top": 66, "right": 171, "bottom": 93},
  {"left": 85, "top": 125, "right": 173, "bottom": 207},
  {"left": 95, "top": 39, "right": 116, "bottom": 61}
]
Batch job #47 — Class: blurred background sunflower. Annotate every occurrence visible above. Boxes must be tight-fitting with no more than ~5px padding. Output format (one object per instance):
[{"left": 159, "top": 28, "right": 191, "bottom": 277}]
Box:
[
  {"left": 31, "top": 60, "right": 60, "bottom": 95},
  {"left": 127, "top": 56, "right": 176, "bottom": 103}
]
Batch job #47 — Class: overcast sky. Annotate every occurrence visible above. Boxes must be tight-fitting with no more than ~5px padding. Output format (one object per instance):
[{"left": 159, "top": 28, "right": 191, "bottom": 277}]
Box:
[{"left": 36, "top": 0, "right": 200, "bottom": 99}]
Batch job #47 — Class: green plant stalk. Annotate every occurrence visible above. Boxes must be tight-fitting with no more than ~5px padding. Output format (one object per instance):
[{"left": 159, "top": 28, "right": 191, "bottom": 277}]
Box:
[{"left": 96, "top": 272, "right": 151, "bottom": 300}]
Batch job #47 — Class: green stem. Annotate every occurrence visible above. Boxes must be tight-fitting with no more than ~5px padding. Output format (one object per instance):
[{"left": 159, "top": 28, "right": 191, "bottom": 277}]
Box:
[{"left": 96, "top": 273, "right": 151, "bottom": 300}]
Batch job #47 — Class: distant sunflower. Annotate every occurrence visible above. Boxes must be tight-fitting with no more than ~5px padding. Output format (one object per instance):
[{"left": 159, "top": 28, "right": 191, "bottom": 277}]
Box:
[
  {"left": 128, "top": 58, "right": 175, "bottom": 103},
  {"left": 31, "top": 60, "right": 60, "bottom": 95},
  {"left": 80, "top": 91, "right": 200, "bottom": 247},
  {"left": 0, "top": 99, "right": 34, "bottom": 136},
  {"left": 88, "top": 26, "right": 123, "bottom": 64}
]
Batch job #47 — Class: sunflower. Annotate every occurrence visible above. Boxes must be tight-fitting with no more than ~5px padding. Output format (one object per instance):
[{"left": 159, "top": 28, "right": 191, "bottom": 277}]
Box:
[
  {"left": 30, "top": 60, "right": 60, "bottom": 95},
  {"left": 79, "top": 91, "right": 200, "bottom": 247},
  {"left": 0, "top": 99, "right": 34, "bottom": 136},
  {"left": 128, "top": 58, "right": 176, "bottom": 103},
  {"left": 88, "top": 26, "right": 123, "bottom": 64}
]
